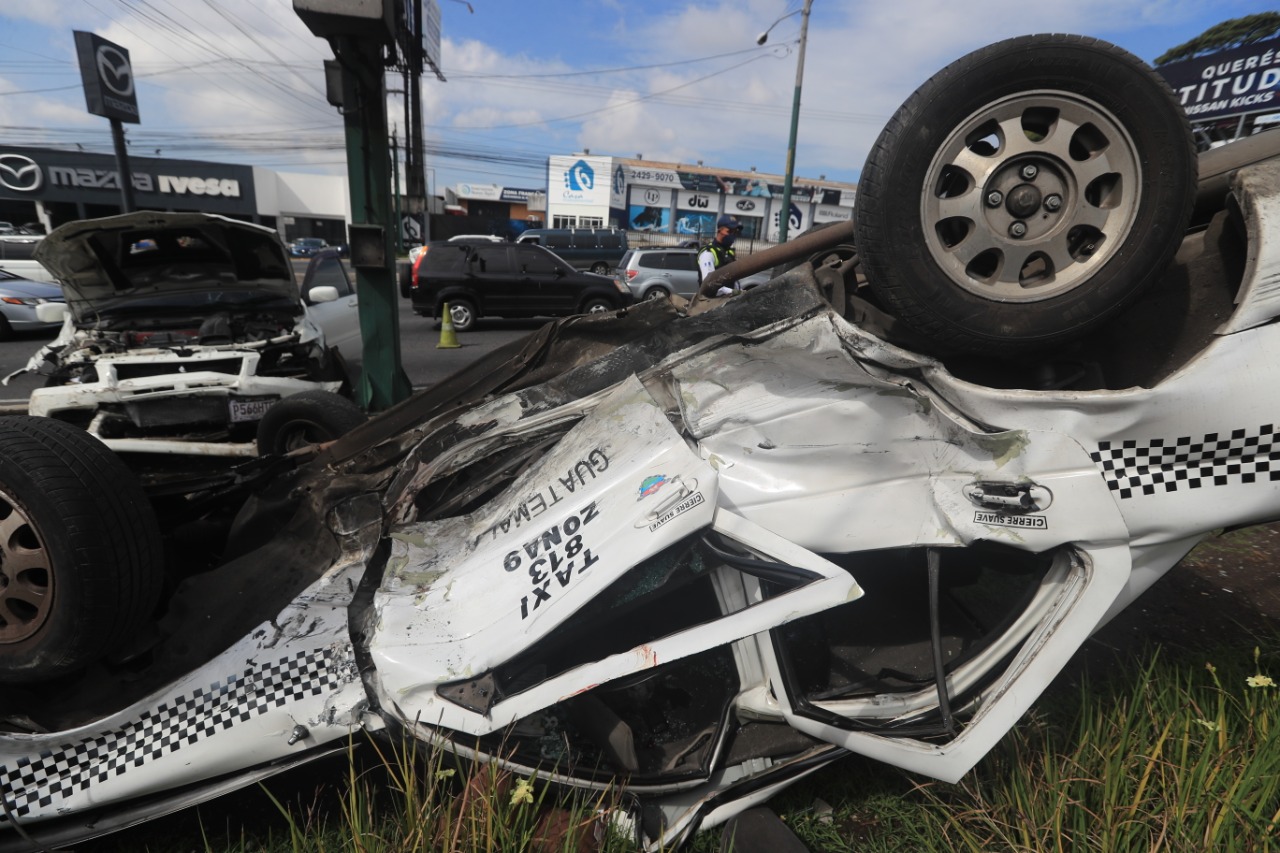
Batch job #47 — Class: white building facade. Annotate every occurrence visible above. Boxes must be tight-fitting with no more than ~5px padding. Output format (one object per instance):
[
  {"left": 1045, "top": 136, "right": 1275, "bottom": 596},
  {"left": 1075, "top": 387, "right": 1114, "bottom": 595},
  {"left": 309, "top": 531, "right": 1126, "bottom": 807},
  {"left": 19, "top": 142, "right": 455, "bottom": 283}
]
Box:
[{"left": 544, "top": 153, "right": 858, "bottom": 242}]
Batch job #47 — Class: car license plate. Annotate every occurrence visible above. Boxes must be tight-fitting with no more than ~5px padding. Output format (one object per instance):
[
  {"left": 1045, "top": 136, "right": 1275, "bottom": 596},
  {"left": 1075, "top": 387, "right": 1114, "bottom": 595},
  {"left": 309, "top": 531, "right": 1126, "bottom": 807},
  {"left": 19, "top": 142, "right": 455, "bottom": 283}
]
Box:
[{"left": 229, "top": 398, "right": 275, "bottom": 423}]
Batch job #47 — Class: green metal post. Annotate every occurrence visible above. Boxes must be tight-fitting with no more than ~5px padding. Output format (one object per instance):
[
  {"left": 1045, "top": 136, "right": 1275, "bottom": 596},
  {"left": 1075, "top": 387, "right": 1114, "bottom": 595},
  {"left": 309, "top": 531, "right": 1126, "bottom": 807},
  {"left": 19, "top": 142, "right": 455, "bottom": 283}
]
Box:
[{"left": 337, "top": 36, "right": 412, "bottom": 411}]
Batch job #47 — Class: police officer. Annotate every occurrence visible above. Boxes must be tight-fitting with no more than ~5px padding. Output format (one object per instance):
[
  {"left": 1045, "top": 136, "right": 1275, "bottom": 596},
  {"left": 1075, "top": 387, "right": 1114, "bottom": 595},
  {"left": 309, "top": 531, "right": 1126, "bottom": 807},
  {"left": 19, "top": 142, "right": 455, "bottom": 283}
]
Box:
[{"left": 697, "top": 214, "right": 743, "bottom": 295}]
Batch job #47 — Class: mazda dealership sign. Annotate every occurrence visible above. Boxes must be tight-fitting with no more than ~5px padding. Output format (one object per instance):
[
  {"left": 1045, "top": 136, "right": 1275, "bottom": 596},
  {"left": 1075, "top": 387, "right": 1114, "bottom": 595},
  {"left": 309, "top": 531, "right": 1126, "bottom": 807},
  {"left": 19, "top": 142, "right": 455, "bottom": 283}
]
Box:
[
  {"left": 0, "top": 154, "right": 43, "bottom": 194},
  {"left": 74, "top": 31, "right": 140, "bottom": 123},
  {"left": 0, "top": 147, "right": 255, "bottom": 215}
]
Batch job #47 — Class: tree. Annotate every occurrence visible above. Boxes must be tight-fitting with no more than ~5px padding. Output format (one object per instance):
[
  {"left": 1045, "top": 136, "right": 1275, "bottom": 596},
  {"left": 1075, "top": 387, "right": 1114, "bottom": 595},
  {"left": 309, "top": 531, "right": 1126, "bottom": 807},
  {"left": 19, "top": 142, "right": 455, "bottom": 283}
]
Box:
[{"left": 1155, "top": 12, "right": 1280, "bottom": 66}]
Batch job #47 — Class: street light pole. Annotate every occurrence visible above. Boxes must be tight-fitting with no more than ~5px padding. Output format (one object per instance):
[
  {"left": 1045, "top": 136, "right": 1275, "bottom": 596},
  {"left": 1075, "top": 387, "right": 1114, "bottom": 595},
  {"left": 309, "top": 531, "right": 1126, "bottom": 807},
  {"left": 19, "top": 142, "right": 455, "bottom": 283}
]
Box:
[{"left": 777, "top": 0, "right": 811, "bottom": 243}]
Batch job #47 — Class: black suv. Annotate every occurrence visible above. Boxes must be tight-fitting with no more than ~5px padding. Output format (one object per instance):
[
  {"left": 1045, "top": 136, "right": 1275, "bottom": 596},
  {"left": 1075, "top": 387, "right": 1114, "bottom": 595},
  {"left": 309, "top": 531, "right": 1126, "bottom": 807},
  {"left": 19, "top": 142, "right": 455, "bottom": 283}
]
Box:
[{"left": 409, "top": 240, "right": 632, "bottom": 331}]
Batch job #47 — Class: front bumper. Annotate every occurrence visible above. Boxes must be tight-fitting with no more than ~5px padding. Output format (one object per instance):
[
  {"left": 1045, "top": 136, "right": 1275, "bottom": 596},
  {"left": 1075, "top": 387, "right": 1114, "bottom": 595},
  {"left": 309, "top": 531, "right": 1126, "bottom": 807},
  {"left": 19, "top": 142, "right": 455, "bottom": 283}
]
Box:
[{"left": 30, "top": 349, "right": 341, "bottom": 456}]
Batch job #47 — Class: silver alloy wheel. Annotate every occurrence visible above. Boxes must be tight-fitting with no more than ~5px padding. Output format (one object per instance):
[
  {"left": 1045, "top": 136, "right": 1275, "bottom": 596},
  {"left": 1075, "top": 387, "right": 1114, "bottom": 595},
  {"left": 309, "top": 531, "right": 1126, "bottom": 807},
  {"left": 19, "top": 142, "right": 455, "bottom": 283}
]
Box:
[
  {"left": 0, "top": 486, "right": 51, "bottom": 645},
  {"left": 449, "top": 301, "right": 474, "bottom": 329},
  {"left": 922, "top": 91, "right": 1140, "bottom": 303}
]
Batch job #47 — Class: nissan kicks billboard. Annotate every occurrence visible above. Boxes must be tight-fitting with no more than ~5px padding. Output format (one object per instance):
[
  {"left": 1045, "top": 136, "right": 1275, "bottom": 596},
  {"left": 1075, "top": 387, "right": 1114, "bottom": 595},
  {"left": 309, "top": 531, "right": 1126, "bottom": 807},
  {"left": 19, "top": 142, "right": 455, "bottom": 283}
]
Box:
[{"left": 1157, "top": 35, "right": 1280, "bottom": 123}]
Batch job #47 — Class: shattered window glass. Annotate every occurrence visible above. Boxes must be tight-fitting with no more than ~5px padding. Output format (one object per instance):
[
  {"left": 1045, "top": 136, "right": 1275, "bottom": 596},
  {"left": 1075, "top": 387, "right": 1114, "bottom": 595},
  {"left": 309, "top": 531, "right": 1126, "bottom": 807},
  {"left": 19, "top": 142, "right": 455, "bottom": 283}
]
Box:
[{"left": 480, "top": 645, "right": 740, "bottom": 783}]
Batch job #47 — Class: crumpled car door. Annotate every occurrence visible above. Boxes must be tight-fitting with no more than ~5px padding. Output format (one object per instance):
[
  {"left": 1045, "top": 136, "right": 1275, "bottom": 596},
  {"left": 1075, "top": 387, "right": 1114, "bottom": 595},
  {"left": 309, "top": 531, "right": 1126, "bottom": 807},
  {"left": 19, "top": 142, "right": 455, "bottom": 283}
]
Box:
[
  {"left": 746, "top": 426, "right": 1135, "bottom": 784},
  {"left": 367, "top": 376, "right": 864, "bottom": 743}
]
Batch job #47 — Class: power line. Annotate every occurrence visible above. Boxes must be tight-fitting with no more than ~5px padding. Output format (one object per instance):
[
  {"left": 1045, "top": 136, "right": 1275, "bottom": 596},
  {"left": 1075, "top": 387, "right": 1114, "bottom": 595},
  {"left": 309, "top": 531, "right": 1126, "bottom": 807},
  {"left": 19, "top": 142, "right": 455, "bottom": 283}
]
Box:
[{"left": 448, "top": 44, "right": 773, "bottom": 80}]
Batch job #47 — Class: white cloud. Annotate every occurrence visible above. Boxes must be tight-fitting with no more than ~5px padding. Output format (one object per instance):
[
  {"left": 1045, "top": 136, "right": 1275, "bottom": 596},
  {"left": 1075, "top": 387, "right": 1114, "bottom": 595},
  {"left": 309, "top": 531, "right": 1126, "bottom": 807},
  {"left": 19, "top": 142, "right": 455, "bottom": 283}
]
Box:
[{"left": 0, "top": 0, "right": 1259, "bottom": 187}]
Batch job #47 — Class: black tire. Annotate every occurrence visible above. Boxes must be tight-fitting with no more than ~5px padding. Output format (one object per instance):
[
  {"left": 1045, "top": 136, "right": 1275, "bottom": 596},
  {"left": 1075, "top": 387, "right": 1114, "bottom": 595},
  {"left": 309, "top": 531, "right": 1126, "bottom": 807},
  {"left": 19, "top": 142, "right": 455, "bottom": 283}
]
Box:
[
  {"left": 0, "top": 315, "right": 12, "bottom": 342},
  {"left": 396, "top": 260, "right": 413, "bottom": 299},
  {"left": 0, "top": 416, "right": 164, "bottom": 682},
  {"left": 255, "top": 391, "right": 367, "bottom": 456},
  {"left": 445, "top": 298, "right": 477, "bottom": 332},
  {"left": 590, "top": 262, "right": 610, "bottom": 275},
  {"left": 580, "top": 297, "right": 615, "bottom": 315},
  {"left": 643, "top": 286, "right": 670, "bottom": 301},
  {"left": 855, "top": 34, "right": 1196, "bottom": 353}
]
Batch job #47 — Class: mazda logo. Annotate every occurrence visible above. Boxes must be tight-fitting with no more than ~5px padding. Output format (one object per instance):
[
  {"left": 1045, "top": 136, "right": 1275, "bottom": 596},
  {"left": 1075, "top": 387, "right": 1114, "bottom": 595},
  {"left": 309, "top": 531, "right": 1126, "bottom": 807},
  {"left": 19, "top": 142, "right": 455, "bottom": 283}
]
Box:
[
  {"left": 736, "top": 199, "right": 756, "bottom": 211},
  {"left": 96, "top": 45, "right": 134, "bottom": 98},
  {"left": 0, "top": 154, "right": 42, "bottom": 193}
]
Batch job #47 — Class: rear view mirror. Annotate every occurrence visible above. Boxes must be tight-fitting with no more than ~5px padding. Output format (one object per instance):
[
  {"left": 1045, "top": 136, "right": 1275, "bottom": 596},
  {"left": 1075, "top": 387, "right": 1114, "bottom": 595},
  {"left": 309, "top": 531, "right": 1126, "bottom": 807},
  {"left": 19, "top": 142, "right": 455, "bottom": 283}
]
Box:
[{"left": 308, "top": 285, "right": 339, "bottom": 304}]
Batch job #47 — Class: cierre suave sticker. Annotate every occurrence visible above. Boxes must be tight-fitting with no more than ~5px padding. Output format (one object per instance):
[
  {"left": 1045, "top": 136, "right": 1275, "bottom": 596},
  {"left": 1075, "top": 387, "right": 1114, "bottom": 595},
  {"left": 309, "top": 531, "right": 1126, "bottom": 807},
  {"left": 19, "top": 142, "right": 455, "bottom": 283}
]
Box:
[
  {"left": 973, "top": 511, "right": 1048, "bottom": 529},
  {"left": 649, "top": 492, "right": 704, "bottom": 531}
]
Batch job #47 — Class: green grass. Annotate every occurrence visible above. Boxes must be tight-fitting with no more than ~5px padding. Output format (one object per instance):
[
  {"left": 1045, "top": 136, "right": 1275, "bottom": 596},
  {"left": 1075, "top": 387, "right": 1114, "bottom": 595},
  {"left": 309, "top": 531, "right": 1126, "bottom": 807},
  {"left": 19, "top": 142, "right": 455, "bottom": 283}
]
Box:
[
  {"left": 99, "top": 642, "right": 1279, "bottom": 852},
  {"left": 756, "top": 644, "right": 1280, "bottom": 853},
  {"left": 247, "top": 736, "right": 629, "bottom": 853}
]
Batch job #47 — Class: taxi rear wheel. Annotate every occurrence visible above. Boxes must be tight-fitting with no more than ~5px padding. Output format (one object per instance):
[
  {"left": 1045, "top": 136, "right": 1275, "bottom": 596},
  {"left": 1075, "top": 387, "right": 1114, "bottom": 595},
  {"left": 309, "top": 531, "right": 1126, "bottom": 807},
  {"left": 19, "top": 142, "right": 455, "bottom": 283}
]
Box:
[
  {"left": 0, "top": 416, "right": 163, "bottom": 683},
  {"left": 855, "top": 34, "right": 1196, "bottom": 352}
]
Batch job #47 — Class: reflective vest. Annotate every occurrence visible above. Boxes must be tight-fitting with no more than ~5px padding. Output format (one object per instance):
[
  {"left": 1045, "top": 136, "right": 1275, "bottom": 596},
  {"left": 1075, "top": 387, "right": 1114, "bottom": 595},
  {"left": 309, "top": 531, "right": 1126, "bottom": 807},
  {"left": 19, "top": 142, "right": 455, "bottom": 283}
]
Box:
[{"left": 696, "top": 241, "right": 736, "bottom": 284}]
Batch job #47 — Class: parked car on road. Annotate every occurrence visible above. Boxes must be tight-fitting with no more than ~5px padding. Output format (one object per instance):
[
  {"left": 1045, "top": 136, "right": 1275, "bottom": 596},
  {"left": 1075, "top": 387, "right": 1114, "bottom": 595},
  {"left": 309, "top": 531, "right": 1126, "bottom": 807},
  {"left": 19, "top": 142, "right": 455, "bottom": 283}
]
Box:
[
  {"left": 447, "top": 234, "right": 504, "bottom": 242},
  {"left": 288, "top": 236, "right": 329, "bottom": 258},
  {"left": 295, "top": 248, "right": 362, "bottom": 359},
  {"left": 0, "top": 268, "right": 64, "bottom": 339},
  {"left": 409, "top": 238, "right": 632, "bottom": 330},
  {"left": 618, "top": 247, "right": 770, "bottom": 301},
  {"left": 515, "top": 227, "right": 628, "bottom": 274},
  {"left": 6, "top": 212, "right": 365, "bottom": 461}
]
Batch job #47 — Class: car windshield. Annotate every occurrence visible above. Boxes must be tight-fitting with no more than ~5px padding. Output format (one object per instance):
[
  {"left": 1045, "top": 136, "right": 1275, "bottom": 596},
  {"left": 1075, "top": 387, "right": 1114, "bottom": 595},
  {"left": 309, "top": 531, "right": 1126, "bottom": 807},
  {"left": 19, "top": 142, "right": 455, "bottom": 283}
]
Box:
[{"left": 296, "top": 238, "right": 326, "bottom": 248}]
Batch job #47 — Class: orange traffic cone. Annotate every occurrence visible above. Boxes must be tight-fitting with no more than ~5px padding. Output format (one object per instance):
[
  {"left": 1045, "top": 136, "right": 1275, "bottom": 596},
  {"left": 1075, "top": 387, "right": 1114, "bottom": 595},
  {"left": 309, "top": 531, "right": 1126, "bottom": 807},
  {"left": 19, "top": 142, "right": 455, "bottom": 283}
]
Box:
[{"left": 437, "top": 302, "right": 461, "bottom": 349}]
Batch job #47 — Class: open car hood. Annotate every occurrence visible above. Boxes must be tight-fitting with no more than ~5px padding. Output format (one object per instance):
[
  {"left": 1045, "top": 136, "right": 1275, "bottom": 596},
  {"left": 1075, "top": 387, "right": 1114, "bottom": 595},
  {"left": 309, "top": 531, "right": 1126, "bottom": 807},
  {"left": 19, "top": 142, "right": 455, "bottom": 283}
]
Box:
[{"left": 34, "top": 212, "right": 300, "bottom": 322}]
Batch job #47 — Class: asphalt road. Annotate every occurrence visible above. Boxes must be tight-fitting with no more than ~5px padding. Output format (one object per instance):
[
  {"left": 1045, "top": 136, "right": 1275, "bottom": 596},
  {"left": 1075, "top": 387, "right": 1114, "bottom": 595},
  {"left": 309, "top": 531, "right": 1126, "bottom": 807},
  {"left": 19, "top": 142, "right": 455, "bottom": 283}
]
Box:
[{"left": 0, "top": 268, "right": 545, "bottom": 409}]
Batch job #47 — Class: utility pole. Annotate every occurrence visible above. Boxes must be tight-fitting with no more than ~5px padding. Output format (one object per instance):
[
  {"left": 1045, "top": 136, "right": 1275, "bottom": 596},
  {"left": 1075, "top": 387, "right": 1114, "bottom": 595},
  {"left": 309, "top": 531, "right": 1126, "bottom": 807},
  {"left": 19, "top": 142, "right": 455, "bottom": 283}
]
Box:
[
  {"left": 778, "top": 0, "right": 811, "bottom": 243},
  {"left": 405, "top": 0, "right": 427, "bottom": 244},
  {"left": 757, "top": 0, "right": 813, "bottom": 243}
]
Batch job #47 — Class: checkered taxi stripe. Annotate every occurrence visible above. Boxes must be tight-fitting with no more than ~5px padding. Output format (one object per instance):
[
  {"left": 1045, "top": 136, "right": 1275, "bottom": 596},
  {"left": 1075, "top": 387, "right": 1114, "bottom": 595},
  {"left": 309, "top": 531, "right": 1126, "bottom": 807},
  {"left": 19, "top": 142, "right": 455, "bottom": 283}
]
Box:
[
  {"left": 0, "top": 648, "right": 351, "bottom": 823},
  {"left": 1091, "top": 424, "right": 1279, "bottom": 499}
]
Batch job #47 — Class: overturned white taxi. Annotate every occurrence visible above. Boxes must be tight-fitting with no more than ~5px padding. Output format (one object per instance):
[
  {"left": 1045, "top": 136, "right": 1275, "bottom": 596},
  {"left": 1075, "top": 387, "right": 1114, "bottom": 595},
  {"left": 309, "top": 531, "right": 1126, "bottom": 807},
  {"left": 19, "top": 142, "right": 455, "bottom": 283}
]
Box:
[{"left": 3, "top": 34, "right": 1278, "bottom": 852}]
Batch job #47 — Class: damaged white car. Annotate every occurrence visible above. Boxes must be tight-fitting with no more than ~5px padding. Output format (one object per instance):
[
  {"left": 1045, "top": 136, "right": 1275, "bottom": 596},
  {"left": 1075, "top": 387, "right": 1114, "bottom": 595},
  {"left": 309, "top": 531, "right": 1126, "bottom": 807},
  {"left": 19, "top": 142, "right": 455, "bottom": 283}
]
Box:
[
  {"left": 2, "top": 34, "right": 1279, "bottom": 852},
  {"left": 4, "top": 212, "right": 365, "bottom": 459}
]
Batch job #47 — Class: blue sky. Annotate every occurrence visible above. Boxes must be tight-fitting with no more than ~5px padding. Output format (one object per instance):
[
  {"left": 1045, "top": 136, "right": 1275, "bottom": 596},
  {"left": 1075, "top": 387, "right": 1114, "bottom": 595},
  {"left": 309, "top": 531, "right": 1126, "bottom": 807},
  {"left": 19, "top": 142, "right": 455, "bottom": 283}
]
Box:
[{"left": 0, "top": 1, "right": 1274, "bottom": 193}]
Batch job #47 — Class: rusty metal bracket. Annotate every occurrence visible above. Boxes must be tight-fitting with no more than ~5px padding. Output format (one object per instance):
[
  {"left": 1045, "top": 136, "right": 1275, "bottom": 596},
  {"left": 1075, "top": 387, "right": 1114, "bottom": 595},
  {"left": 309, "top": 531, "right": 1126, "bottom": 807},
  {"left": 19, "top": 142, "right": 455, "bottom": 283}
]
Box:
[{"left": 696, "top": 219, "right": 856, "bottom": 300}]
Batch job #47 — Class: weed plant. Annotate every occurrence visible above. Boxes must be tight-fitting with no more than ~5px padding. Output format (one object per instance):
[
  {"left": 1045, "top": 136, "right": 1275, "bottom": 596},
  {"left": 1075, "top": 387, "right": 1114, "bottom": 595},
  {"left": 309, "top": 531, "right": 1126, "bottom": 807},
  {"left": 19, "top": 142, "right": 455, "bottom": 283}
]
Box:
[{"left": 760, "top": 644, "right": 1279, "bottom": 853}]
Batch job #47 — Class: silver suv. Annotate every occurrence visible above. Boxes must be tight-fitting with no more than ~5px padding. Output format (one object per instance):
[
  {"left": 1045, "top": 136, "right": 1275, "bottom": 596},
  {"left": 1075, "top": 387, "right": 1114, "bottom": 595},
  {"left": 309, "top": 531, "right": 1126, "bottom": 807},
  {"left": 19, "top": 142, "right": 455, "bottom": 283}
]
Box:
[{"left": 618, "top": 247, "right": 769, "bottom": 301}]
